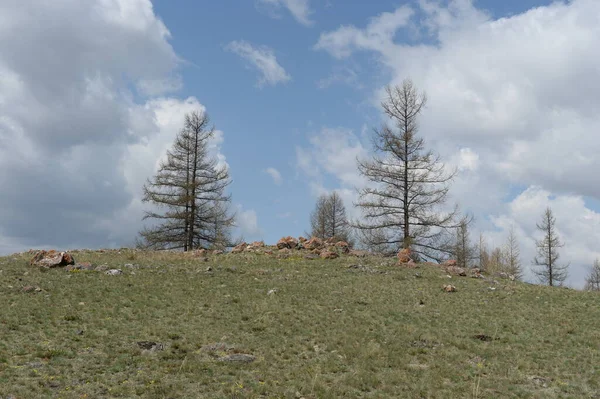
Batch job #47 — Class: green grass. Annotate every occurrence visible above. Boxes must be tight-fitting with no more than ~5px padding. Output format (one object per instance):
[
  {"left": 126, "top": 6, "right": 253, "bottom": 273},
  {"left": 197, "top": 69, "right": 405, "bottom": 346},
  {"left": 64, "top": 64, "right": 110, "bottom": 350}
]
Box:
[{"left": 1, "top": 249, "right": 599, "bottom": 398}]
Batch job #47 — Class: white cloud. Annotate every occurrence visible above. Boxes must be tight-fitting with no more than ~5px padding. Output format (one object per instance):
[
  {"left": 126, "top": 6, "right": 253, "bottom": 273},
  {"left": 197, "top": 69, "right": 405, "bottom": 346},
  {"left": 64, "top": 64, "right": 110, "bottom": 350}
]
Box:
[
  {"left": 0, "top": 0, "right": 230, "bottom": 253},
  {"left": 226, "top": 40, "right": 291, "bottom": 87},
  {"left": 314, "top": 0, "right": 600, "bottom": 286},
  {"left": 264, "top": 167, "right": 283, "bottom": 185},
  {"left": 236, "top": 206, "right": 263, "bottom": 240},
  {"left": 256, "top": 0, "right": 313, "bottom": 26},
  {"left": 314, "top": 6, "right": 413, "bottom": 58}
]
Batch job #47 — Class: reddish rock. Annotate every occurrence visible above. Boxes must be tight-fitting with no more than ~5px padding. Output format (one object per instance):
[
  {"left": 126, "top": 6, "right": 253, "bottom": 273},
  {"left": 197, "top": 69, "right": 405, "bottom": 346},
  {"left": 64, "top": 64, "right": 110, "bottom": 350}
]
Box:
[
  {"left": 194, "top": 249, "right": 208, "bottom": 257},
  {"left": 212, "top": 250, "right": 224, "bottom": 255},
  {"left": 446, "top": 266, "right": 467, "bottom": 276},
  {"left": 298, "top": 236, "right": 307, "bottom": 243},
  {"left": 248, "top": 241, "right": 265, "bottom": 250},
  {"left": 30, "top": 250, "right": 75, "bottom": 268},
  {"left": 335, "top": 241, "right": 350, "bottom": 254},
  {"left": 443, "top": 259, "right": 457, "bottom": 267},
  {"left": 397, "top": 248, "right": 411, "bottom": 263},
  {"left": 320, "top": 251, "right": 339, "bottom": 260},
  {"left": 443, "top": 284, "right": 456, "bottom": 293},
  {"left": 231, "top": 243, "right": 247, "bottom": 254},
  {"left": 304, "top": 237, "right": 324, "bottom": 251},
  {"left": 276, "top": 236, "right": 298, "bottom": 250}
]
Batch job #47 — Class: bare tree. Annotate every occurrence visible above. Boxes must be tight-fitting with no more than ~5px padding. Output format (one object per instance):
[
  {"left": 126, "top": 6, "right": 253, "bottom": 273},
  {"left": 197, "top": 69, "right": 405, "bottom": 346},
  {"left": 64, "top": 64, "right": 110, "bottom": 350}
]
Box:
[
  {"left": 504, "top": 225, "right": 523, "bottom": 280},
  {"left": 452, "top": 219, "right": 478, "bottom": 268},
  {"left": 354, "top": 79, "right": 460, "bottom": 260},
  {"left": 584, "top": 259, "right": 600, "bottom": 291},
  {"left": 478, "top": 233, "right": 490, "bottom": 271},
  {"left": 139, "top": 111, "right": 234, "bottom": 251},
  {"left": 532, "top": 207, "right": 569, "bottom": 286},
  {"left": 310, "top": 191, "right": 352, "bottom": 243}
]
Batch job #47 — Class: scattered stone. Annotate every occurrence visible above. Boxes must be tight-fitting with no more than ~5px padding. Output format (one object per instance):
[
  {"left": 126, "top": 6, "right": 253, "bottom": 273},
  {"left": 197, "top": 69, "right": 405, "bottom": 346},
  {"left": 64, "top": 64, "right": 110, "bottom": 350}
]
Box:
[
  {"left": 201, "top": 342, "right": 234, "bottom": 353},
  {"left": 22, "top": 285, "right": 41, "bottom": 293},
  {"left": 247, "top": 241, "right": 265, "bottom": 251},
  {"left": 267, "top": 289, "right": 278, "bottom": 296},
  {"left": 205, "top": 266, "right": 213, "bottom": 272},
  {"left": 231, "top": 243, "right": 247, "bottom": 254},
  {"left": 212, "top": 250, "right": 224, "bottom": 255},
  {"left": 30, "top": 250, "right": 75, "bottom": 268},
  {"left": 193, "top": 249, "right": 208, "bottom": 257},
  {"left": 320, "top": 251, "right": 338, "bottom": 260},
  {"left": 397, "top": 248, "right": 411, "bottom": 263},
  {"left": 298, "top": 236, "right": 307, "bottom": 243},
  {"left": 136, "top": 341, "right": 164, "bottom": 352},
  {"left": 105, "top": 269, "right": 123, "bottom": 276},
  {"left": 75, "top": 329, "right": 84, "bottom": 336},
  {"left": 529, "top": 376, "right": 551, "bottom": 388},
  {"left": 473, "top": 334, "right": 493, "bottom": 342},
  {"left": 443, "top": 259, "right": 457, "bottom": 267},
  {"left": 414, "top": 273, "right": 422, "bottom": 278},
  {"left": 446, "top": 266, "right": 467, "bottom": 276},
  {"left": 443, "top": 284, "right": 456, "bottom": 292},
  {"left": 218, "top": 354, "right": 256, "bottom": 363},
  {"left": 276, "top": 236, "right": 298, "bottom": 250},
  {"left": 304, "top": 237, "right": 324, "bottom": 251},
  {"left": 303, "top": 253, "right": 319, "bottom": 260},
  {"left": 335, "top": 241, "right": 350, "bottom": 253},
  {"left": 94, "top": 264, "right": 109, "bottom": 272}
]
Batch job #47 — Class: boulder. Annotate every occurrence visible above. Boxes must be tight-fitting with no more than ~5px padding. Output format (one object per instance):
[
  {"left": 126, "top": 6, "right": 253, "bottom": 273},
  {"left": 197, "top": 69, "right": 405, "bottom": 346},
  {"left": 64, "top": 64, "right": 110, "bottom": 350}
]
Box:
[
  {"left": 105, "top": 269, "right": 123, "bottom": 276},
  {"left": 298, "top": 236, "right": 307, "bottom": 243},
  {"left": 443, "top": 259, "right": 457, "bottom": 267},
  {"left": 194, "top": 249, "right": 208, "bottom": 257},
  {"left": 446, "top": 266, "right": 467, "bottom": 276},
  {"left": 276, "top": 236, "right": 298, "bottom": 250},
  {"left": 397, "top": 248, "right": 411, "bottom": 263},
  {"left": 231, "top": 243, "right": 247, "bottom": 254},
  {"left": 304, "top": 237, "right": 324, "bottom": 251},
  {"left": 320, "top": 251, "right": 339, "bottom": 260},
  {"left": 30, "top": 250, "right": 75, "bottom": 268},
  {"left": 443, "top": 284, "right": 457, "bottom": 292},
  {"left": 335, "top": 241, "right": 350, "bottom": 254},
  {"left": 247, "top": 241, "right": 265, "bottom": 251},
  {"left": 212, "top": 250, "right": 224, "bottom": 255}
]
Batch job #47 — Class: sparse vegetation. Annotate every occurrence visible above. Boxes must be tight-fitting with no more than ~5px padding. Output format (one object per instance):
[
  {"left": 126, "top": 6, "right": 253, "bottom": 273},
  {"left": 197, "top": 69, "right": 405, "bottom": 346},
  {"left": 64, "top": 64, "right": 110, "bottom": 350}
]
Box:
[{"left": 1, "top": 250, "right": 599, "bottom": 398}]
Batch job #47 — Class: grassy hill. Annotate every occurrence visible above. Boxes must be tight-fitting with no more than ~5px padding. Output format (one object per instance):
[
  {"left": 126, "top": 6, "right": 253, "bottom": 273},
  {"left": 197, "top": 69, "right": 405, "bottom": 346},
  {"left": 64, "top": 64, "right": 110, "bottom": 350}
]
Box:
[{"left": 1, "top": 249, "right": 599, "bottom": 398}]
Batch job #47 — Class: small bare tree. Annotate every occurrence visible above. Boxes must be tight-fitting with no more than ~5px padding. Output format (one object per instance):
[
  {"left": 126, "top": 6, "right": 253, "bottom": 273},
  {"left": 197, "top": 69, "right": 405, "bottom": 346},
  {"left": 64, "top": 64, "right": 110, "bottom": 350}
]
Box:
[
  {"left": 446, "top": 218, "right": 477, "bottom": 268},
  {"left": 532, "top": 207, "right": 569, "bottom": 286},
  {"left": 478, "top": 233, "right": 491, "bottom": 271},
  {"left": 584, "top": 259, "right": 600, "bottom": 291},
  {"left": 139, "top": 111, "right": 234, "bottom": 251},
  {"left": 310, "top": 191, "right": 352, "bottom": 243},
  {"left": 354, "top": 79, "right": 459, "bottom": 260},
  {"left": 504, "top": 225, "right": 523, "bottom": 280}
]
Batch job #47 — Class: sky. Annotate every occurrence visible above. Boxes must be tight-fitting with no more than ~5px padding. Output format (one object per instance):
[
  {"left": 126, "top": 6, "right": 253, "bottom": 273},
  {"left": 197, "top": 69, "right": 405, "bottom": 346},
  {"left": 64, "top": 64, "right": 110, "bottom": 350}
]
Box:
[{"left": 1, "top": 0, "right": 599, "bottom": 287}]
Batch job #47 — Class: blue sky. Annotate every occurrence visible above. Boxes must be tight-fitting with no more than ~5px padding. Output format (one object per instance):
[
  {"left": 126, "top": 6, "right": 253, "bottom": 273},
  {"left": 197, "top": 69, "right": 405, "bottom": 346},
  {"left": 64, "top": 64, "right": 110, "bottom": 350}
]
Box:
[{"left": 1, "top": 0, "right": 599, "bottom": 287}]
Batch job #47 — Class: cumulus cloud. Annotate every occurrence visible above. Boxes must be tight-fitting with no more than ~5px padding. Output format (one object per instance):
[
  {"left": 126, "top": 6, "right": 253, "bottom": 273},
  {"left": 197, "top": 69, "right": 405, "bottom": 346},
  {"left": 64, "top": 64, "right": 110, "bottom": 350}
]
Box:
[
  {"left": 236, "top": 206, "right": 263, "bottom": 240},
  {"left": 226, "top": 41, "right": 291, "bottom": 87},
  {"left": 256, "top": 0, "right": 313, "bottom": 26},
  {"left": 0, "top": 0, "right": 228, "bottom": 253},
  {"left": 264, "top": 167, "right": 283, "bottom": 185},
  {"left": 312, "top": 0, "right": 600, "bottom": 286}
]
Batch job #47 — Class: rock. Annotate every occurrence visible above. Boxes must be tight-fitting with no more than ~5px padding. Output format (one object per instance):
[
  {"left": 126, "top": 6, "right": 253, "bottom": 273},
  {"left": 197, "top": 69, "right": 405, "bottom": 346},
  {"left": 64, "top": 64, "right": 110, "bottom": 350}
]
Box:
[
  {"left": 218, "top": 354, "right": 256, "bottom": 363},
  {"left": 136, "top": 341, "right": 164, "bottom": 352},
  {"left": 205, "top": 266, "right": 213, "bottom": 272},
  {"left": 22, "top": 285, "right": 41, "bottom": 293},
  {"left": 194, "top": 249, "right": 208, "bottom": 257},
  {"left": 277, "top": 248, "right": 292, "bottom": 259},
  {"left": 335, "top": 241, "right": 350, "bottom": 253},
  {"left": 298, "top": 236, "right": 307, "bottom": 243},
  {"left": 397, "top": 248, "right": 411, "bottom": 263},
  {"left": 247, "top": 241, "right": 265, "bottom": 251},
  {"left": 443, "top": 259, "right": 457, "bottom": 267},
  {"left": 470, "top": 268, "right": 483, "bottom": 279},
  {"left": 231, "top": 243, "right": 247, "bottom": 254},
  {"left": 446, "top": 266, "right": 467, "bottom": 276},
  {"left": 30, "top": 250, "right": 75, "bottom": 268},
  {"left": 320, "top": 251, "right": 339, "bottom": 260},
  {"left": 267, "top": 289, "right": 277, "bottom": 295},
  {"left": 443, "top": 284, "right": 456, "bottom": 292},
  {"left": 276, "top": 236, "right": 298, "bottom": 250},
  {"left": 94, "top": 264, "right": 109, "bottom": 272},
  {"left": 212, "top": 250, "right": 224, "bottom": 255},
  {"left": 303, "top": 254, "right": 319, "bottom": 260},
  {"left": 77, "top": 262, "right": 95, "bottom": 271},
  {"left": 105, "top": 269, "right": 122, "bottom": 276},
  {"left": 304, "top": 237, "right": 324, "bottom": 251}
]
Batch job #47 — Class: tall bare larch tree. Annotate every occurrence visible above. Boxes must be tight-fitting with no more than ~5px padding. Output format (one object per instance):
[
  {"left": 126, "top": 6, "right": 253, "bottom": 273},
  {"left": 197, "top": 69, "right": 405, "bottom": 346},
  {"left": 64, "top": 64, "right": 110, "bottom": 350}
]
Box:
[
  {"left": 354, "top": 79, "right": 459, "bottom": 260},
  {"left": 532, "top": 207, "right": 569, "bottom": 286},
  {"left": 139, "top": 111, "right": 234, "bottom": 251},
  {"left": 310, "top": 191, "right": 352, "bottom": 243}
]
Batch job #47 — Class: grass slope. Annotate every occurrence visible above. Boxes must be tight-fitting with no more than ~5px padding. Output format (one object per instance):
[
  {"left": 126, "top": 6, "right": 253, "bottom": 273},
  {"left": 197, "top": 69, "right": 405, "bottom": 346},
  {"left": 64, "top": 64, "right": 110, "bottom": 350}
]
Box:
[{"left": 1, "top": 250, "right": 599, "bottom": 398}]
